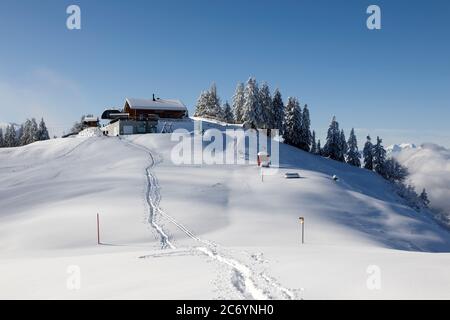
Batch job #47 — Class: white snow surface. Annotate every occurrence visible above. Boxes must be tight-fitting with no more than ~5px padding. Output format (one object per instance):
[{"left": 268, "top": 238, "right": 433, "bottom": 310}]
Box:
[{"left": 1, "top": 121, "right": 450, "bottom": 299}]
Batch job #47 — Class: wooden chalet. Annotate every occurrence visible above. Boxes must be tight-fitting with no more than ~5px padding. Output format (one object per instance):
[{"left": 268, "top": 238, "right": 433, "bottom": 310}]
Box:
[{"left": 123, "top": 95, "right": 188, "bottom": 120}]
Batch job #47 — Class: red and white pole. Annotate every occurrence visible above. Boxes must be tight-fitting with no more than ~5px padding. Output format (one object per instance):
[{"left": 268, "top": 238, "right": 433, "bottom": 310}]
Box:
[{"left": 97, "top": 213, "right": 101, "bottom": 245}]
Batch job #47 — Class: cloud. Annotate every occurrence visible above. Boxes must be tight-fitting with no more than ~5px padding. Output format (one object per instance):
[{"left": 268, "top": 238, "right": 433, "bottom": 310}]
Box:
[
  {"left": 395, "top": 144, "right": 450, "bottom": 218},
  {"left": 353, "top": 128, "right": 450, "bottom": 150},
  {"left": 0, "top": 67, "right": 88, "bottom": 136}
]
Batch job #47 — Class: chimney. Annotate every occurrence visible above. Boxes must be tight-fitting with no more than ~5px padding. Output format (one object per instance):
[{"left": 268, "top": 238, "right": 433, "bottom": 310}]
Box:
[{"left": 152, "top": 94, "right": 156, "bottom": 101}]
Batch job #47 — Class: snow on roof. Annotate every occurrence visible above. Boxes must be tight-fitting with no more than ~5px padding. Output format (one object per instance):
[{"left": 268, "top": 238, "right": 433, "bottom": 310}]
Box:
[
  {"left": 126, "top": 98, "right": 187, "bottom": 111},
  {"left": 83, "top": 117, "right": 98, "bottom": 122}
]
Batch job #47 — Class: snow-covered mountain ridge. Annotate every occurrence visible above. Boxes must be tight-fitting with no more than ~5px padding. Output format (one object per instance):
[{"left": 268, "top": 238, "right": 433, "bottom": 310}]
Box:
[{"left": 386, "top": 143, "right": 417, "bottom": 157}]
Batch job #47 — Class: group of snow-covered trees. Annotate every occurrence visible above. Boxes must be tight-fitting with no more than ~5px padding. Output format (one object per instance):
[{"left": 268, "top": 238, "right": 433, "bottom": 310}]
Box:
[
  {"left": 361, "top": 135, "right": 407, "bottom": 182},
  {"left": 283, "top": 97, "right": 311, "bottom": 152},
  {"left": 70, "top": 114, "right": 96, "bottom": 134},
  {"left": 0, "top": 118, "right": 50, "bottom": 148},
  {"left": 360, "top": 134, "right": 430, "bottom": 209},
  {"left": 195, "top": 78, "right": 431, "bottom": 208},
  {"left": 194, "top": 78, "right": 286, "bottom": 133}
]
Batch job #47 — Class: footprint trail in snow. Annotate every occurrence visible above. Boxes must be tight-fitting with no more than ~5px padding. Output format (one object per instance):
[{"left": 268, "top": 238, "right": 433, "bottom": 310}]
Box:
[{"left": 123, "top": 137, "right": 298, "bottom": 300}]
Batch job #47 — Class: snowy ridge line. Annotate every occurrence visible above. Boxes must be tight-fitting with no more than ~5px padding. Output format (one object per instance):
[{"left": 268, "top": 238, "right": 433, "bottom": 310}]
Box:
[
  {"left": 121, "top": 136, "right": 297, "bottom": 300},
  {"left": 0, "top": 137, "right": 92, "bottom": 172}
]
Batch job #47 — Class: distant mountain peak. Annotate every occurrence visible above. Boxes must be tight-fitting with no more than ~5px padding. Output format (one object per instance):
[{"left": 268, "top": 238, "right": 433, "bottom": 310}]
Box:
[{"left": 387, "top": 143, "right": 417, "bottom": 156}]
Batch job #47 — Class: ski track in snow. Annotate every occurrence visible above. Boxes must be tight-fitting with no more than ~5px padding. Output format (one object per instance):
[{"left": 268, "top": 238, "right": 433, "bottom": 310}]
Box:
[{"left": 121, "top": 136, "right": 297, "bottom": 300}]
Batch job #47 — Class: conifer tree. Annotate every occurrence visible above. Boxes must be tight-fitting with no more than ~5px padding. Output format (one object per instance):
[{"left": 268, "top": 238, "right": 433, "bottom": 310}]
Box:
[
  {"left": 194, "top": 91, "right": 209, "bottom": 117},
  {"left": 283, "top": 97, "right": 301, "bottom": 147},
  {"left": 346, "top": 128, "right": 361, "bottom": 167},
  {"left": 258, "top": 82, "right": 272, "bottom": 129},
  {"left": 272, "top": 89, "right": 284, "bottom": 133},
  {"left": 204, "top": 83, "right": 222, "bottom": 119},
  {"left": 222, "top": 101, "right": 234, "bottom": 123},
  {"left": 21, "top": 119, "right": 33, "bottom": 146},
  {"left": 5, "top": 124, "right": 17, "bottom": 147},
  {"left": 232, "top": 82, "right": 245, "bottom": 124},
  {"left": 338, "top": 129, "right": 347, "bottom": 162},
  {"left": 0, "top": 128, "right": 3, "bottom": 147},
  {"left": 363, "top": 135, "right": 374, "bottom": 170},
  {"left": 31, "top": 118, "right": 39, "bottom": 142},
  {"left": 298, "top": 104, "right": 311, "bottom": 152},
  {"left": 373, "top": 136, "right": 387, "bottom": 176},
  {"left": 384, "top": 158, "right": 408, "bottom": 182},
  {"left": 323, "top": 116, "right": 341, "bottom": 160},
  {"left": 38, "top": 118, "right": 50, "bottom": 141},
  {"left": 311, "top": 130, "right": 317, "bottom": 154},
  {"left": 242, "top": 77, "right": 261, "bottom": 128},
  {"left": 420, "top": 189, "right": 430, "bottom": 208}
]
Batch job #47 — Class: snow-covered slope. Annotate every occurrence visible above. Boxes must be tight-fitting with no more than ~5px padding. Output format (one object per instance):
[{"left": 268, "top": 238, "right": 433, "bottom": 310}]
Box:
[{"left": 1, "top": 124, "right": 450, "bottom": 299}]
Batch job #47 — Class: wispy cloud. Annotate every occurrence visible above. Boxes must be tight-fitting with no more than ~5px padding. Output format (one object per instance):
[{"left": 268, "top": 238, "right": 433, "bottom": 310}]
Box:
[
  {"left": 396, "top": 143, "right": 450, "bottom": 219},
  {"left": 0, "top": 67, "right": 88, "bottom": 136}
]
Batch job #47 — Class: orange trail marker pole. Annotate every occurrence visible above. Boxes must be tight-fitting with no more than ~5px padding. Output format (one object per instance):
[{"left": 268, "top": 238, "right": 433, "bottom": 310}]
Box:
[
  {"left": 299, "top": 217, "right": 305, "bottom": 244},
  {"left": 97, "top": 213, "right": 101, "bottom": 245}
]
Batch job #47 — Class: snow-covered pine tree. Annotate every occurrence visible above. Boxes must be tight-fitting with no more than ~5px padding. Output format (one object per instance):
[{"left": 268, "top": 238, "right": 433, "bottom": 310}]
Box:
[
  {"left": 20, "top": 119, "right": 32, "bottom": 146},
  {"left": 272, "top": 89, "right": 284, "bottom": 133},
  {"left": 338, "top": 130, "right": 347, "bottom": 162},
  {"left": 420, "top": 188, "right": 430, "bottom": 208},
  {"left": 0, "top": 128, "right": 4, "bottom": 147},
  {"left": 317, "top": 139, "right": 322, "bottom": 156},
  {"left": 346, "top": 128, "right": 360, "bottom": 167},
  {"left": 16, "top": 125, "right": 23, "bottom": 146},
  {"left": 311, "top": 130, "right": 317, "bottom": 154},
  {"left": 373, "top": 136, "right": 387, "bottom": 176},
  {"left": 383, "top": 158, "right": 408, "bottom": 182},
  {"left": 38, "top": 118, "right": 50, "bottom": 141},
  {"left": 205, "top": 83, "right": 222, "bottom": 120},
  {"left": 71, "top": 116, "right": 87, "bottom": 134},
  {"left": 22, "top": 118, "right": 38, "bottom": 145},
  {"left": 194, "top": 91, "right": 209, "bottom": 117},
  {"left": 5, "top": 124, "right": 17, "bottom": 147},
  {"left": 216, "top": 104, "right": 225, "bottom": 122},
  {"left": 323, "top": 116, "right": 341, "bottom": 160},
  {"left": 363, "top": 135, "right": 374, "bottom": 170},
  {"left": 222, "top": 101, "right": 234, "bottom": 123},
  {"left": 258, "top": 82, "right": 272, "bottom": 129},
  {"left": 298, "top": 104, "right": 311, "bottom": 152},
  {"left": 242, "top": 77, "right": 261, "bottom": 128},
  {"left": 232, "top": 82, "right": 245, "bottom": 124},
  {"left": 31, "top": 118, "right": 39, "bottom": 143},
  {"left": 396, "top": 183, "right": 422, "bottom": 210},
  {"left": 283, "top": 97, "right": 301, "bottom": 147}
]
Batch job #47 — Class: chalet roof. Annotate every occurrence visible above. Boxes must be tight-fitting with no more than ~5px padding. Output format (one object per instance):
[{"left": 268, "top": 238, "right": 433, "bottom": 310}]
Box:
[
  {"left": 83, "top": 117, "right": 98, "bottom": 122},
  {"left": 125, "top": 98, "right": 187, "bottom": 111}
]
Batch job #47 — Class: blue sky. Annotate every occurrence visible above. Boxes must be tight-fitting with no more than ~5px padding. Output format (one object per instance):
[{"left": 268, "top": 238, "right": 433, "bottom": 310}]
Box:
[{"left": 0, "top": 0, "right": 449, "bottom": 147}]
